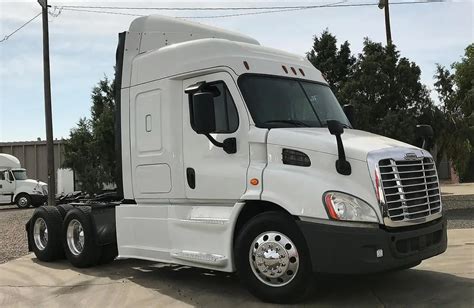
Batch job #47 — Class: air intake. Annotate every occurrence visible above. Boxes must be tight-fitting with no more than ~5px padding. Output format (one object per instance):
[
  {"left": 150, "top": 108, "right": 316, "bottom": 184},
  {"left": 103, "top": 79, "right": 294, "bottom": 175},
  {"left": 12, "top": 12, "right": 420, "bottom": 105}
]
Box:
[{"left": 282, "top": 149, "right": 311, "bottom": 167}]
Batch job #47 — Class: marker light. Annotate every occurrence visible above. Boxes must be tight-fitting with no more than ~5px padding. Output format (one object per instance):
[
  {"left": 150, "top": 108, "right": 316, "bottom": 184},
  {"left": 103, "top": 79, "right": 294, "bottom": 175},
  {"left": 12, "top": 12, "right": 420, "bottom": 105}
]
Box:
[
  {"left": 324, "top": 192, "right": 379, "bottom": 223},
  {"left": 282, "top": 65, "right": 289, "bottom": 74}
]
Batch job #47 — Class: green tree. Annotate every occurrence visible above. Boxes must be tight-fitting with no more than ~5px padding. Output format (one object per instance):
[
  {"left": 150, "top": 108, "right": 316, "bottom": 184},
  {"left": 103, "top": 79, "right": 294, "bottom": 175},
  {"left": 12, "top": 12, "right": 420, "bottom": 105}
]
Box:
[
  {"left": 434, "top": 44, "right": 474, "bottom": 181},
  {"left": 90, "top": 76, "right": 117, "bottom": 184},
  {"left": 63, "top": 76, "right": 116, "bottom": 194},
  {"left": 338, "top": 39, "right": 434, "bottom": 145},
  {"left": 307, "top": 29, "right": 355, "bottom": 98}
]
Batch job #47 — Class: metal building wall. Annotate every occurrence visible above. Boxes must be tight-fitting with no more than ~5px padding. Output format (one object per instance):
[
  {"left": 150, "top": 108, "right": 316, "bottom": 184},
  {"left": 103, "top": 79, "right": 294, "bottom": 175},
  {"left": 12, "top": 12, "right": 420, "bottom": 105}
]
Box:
[{"left": 0, "top": 140, "right": 65, "bottom": 192}]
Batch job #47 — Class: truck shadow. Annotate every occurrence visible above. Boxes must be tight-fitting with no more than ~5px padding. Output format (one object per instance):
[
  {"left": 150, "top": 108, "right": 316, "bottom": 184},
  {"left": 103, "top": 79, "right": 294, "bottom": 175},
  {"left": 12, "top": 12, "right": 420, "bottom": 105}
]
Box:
[
  {"left": 31, "top": 258, "right": 474, "bottom": 307},
  {"left": 0, "top": 204, "right": 31, "bottom": 212}
]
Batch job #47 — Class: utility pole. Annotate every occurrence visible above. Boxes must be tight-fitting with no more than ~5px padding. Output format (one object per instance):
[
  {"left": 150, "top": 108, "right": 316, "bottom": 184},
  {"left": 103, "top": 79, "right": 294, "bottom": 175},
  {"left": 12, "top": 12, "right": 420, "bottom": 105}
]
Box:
[
  {"left": 38, "top": 0, "right": 56, "bottom": 206},
  {"left": 378, "top": 0, "right": 392, "bottom": 45}
]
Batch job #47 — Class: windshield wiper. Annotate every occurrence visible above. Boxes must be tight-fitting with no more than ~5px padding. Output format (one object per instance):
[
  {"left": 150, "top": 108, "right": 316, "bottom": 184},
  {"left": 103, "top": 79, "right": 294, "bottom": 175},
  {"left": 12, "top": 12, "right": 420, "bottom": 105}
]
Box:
[{"left": 263, "top": 120, "right": 310, "bottom": 127}]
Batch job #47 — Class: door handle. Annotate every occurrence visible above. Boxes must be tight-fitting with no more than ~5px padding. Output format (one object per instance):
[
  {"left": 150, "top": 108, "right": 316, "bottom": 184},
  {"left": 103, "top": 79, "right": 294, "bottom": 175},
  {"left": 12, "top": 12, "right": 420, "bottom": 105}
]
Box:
[{"left": 186, "top": 168, "right": 196, "bottom": 189}]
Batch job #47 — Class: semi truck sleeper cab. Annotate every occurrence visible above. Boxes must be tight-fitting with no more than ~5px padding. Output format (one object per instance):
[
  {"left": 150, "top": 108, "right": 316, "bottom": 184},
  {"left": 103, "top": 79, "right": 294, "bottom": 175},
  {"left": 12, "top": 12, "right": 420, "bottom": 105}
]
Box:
[{"left": 27, "top": 15, "right": 447, "bottom": 303}]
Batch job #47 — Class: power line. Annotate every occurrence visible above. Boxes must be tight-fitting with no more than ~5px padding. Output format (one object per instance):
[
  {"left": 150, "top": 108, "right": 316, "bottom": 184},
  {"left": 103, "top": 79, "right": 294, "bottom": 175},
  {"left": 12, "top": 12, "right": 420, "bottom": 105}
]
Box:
[
  {"left": 52, "top": 1, "right": 440, "bottom": 11},
  {"left": 54, "top": 3, "right": 346, "bottom": 11},
  {"left": 58, "top": 1, "right": 437, "bottom": 19},
  {"left": 0, "top": 0, "right": 442, "bottom": 43},
  {"left": 60, "top": 2, "right": 344, "bottom": 19},
  {"left": 61, "top": 8, "right": 145, "bottom": 17},
  {"left": 0, "top": 12, "right": 42, "bottom": 43},
  {"left": 180, "top": 2, "right": 345, "bottom": 19}
]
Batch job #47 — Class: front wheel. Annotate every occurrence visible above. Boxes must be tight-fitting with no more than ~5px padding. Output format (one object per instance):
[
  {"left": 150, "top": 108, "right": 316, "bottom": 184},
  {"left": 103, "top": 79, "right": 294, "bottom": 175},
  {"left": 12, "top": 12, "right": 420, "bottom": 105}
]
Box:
[
  {"left": 16, "top": 194, "right": 31, "bottom": 209},
  {"left": 235, "top": 211, "right": 313, "bottom": 303}
]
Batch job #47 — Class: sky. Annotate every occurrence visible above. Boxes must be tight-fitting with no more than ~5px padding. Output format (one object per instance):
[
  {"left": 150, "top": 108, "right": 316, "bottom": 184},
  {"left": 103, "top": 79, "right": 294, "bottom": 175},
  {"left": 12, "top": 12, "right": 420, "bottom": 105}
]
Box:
[{"left": 0, "top": 0, "right": 472, "bottom": 142}]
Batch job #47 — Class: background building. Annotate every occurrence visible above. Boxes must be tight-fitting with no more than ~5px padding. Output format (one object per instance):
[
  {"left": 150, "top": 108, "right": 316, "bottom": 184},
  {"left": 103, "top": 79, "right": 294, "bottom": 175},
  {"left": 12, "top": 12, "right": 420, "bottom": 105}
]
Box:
[{"left": 0, "top": 140, "right": 67, "bottom": 193}]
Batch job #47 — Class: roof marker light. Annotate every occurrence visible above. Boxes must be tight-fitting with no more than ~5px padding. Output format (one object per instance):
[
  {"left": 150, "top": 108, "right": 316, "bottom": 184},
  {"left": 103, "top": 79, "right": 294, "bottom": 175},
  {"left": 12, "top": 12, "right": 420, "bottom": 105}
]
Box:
[
  {"left": 243, "top": 61, "right": 250, "bottom": 70},
  {"left": 299, "top": 68, "right": 305, "bottom": 76},
  {"left": 291, "top": 67, "right": 297, "bottom": 75},
  {"left": 282, "top": 65, "right": 288, "bottom": 74}
]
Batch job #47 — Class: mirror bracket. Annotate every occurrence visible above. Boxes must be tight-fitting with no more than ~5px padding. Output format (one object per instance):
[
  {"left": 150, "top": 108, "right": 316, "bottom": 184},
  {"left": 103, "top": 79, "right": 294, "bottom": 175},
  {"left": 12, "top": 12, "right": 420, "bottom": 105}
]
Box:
[
  {"left": 327, "top": 120, "right": 352, "bottom": 176},
  {"left": 204, "top": 135, "right": 237, "bottom": 154},
  {"left": 185, "top": 81, "right": 206, "bottom": 94}
]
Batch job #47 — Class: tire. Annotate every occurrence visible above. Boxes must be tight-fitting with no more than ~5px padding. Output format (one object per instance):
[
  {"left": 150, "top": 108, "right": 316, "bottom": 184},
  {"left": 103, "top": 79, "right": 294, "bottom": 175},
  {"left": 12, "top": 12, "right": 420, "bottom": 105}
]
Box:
[
  {"left": 57, "top": 204, "right": 75, "bottom": 219},
  {"left": 62, "top": 206, "right": 101, "bottom": 268},
  {"left": 29, "top": 206, "right": 64, "bottom": 262},
  {"left": 16, "top": 194, "right": 31, "bottom": 209},
  {"left": 99, "top": 243, "right": 118, "bottom": 265},
  {"left": 235, "top": 211, "right": 313, "bottom": 304}
]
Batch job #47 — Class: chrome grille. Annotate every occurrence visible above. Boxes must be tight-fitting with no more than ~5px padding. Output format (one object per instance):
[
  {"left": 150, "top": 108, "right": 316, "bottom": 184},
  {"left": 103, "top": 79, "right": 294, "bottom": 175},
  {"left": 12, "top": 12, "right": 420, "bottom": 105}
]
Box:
[{"left": 378, "top": 157, "right": 441, "bottom": 223}]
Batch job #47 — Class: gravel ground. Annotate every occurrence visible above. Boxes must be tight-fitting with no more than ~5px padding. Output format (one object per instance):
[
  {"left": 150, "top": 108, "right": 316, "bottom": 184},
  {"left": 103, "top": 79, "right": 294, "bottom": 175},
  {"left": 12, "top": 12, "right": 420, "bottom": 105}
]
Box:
[
  {"left": 0, "top": 204, "right": 34, "bottom": 264},
  {"left": 443, "top": 194, "right": 474, "bottom": 229},
  {"left": 0, "top": 195, "right": 472, "bottom": 264}
]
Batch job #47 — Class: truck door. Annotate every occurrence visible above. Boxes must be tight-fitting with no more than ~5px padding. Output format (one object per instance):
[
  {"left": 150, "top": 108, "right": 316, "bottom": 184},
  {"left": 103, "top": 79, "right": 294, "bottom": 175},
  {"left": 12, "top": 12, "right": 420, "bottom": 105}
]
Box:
[
  {"left": 182, "top": 72, "right": 250, "bottom": 200},
  {"left": 0, "top": 171, "right": 15, "bottom": 203}
]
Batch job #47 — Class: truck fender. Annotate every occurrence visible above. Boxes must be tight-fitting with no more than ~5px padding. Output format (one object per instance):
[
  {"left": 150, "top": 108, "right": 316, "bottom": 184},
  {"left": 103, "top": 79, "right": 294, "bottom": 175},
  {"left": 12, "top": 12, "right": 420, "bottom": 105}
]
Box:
[{"left": 90, "top": 205, "right": 118, "bottom": 246}]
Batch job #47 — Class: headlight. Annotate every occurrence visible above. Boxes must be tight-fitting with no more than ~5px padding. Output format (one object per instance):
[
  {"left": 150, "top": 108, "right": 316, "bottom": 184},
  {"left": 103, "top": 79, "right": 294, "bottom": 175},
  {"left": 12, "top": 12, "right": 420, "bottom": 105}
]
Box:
[{"left": 323, "top": 191, "right": 379, "bottom": 223}]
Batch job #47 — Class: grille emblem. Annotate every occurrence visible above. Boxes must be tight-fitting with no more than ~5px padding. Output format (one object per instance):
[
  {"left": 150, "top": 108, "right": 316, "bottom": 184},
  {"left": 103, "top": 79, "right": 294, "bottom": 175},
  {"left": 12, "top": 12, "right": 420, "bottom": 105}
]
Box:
[{"left": 404, "top": 153, "right": 418, "bottom": 160}]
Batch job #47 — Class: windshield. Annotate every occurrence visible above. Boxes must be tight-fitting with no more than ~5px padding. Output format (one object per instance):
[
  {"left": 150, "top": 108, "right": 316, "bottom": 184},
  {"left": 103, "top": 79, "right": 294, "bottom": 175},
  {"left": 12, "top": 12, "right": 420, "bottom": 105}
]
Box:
[
  {"left": 12, "top": 170, "right": 27, "bottom": 180},
  {"left": 238, "top": 75, "right": 351, "bottom": 128}
]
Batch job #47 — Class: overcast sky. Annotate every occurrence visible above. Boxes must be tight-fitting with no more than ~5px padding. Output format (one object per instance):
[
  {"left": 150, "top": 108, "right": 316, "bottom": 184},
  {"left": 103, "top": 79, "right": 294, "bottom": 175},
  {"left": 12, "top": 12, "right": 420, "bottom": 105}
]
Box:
[{"left": 0, "top": 0, "right": 472, "bottom": 142}]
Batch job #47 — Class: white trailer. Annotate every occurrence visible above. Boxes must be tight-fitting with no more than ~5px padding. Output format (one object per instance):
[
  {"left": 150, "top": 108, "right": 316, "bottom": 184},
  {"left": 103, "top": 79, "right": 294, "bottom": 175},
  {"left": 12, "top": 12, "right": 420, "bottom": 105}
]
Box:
[
  {"left": 27, "top": 16, "right": 447, "bottom": 303},
  {"left": 0, "top": 153, "right": 48, "bottom": 208}
]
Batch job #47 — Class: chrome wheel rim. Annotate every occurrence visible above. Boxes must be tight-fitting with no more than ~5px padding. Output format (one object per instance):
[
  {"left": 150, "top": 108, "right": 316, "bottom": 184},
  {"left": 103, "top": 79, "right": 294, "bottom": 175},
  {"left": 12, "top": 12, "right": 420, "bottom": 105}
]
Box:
[
  {"left": 33, "top": 218, "right": 48, "bottom": 251},
  {"left": 18, "top": 197, "right": 28, "bottom": 207},
  {"left": 249, "top": 231, "right": 299, "bottom": 287},
  {"left": 67, "top": 219, "right": 84, "bottom": 256}
]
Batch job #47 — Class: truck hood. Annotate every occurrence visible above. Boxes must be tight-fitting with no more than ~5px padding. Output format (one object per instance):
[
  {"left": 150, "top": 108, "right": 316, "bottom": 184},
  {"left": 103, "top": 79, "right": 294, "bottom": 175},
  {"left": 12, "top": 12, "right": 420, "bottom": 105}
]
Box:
[
  {"left": 267, "top": 128, "right": 417, "bottom": 161},
  {"left": 17, "top": 179, "right": 47, "bottom": 188}
]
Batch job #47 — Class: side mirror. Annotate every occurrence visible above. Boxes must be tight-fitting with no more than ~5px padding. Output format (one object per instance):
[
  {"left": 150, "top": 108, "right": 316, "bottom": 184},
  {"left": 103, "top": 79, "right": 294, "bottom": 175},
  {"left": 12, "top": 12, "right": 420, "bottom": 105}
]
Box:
[
  {"left": 416, "top": 124, "right": 433, "bottom": 139},
  {"left": 327, "top": 119, "right": 344, "bottom": 136},
  {"left": 416, "top": 125, "right": 434, "bottom": 150},
  {"left": 343, "top": 104, "right": 355, "bottom": 127},
  {"left": 192, "top": 92, "right": 216, "bottom": 135},
  {"left": 190, "top": 91, "right": 237, "bottom": 154}
]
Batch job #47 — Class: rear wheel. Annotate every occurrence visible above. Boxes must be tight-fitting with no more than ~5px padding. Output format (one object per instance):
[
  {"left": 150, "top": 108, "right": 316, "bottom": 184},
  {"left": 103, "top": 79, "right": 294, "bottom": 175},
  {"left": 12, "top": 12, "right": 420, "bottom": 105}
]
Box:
[
  {"left": 16, "top": 194, "right": 31, "bottom": 209},
  {"left": 63, "top": 207, "right": 101, "bottom": 268},
  {"left": 57, "top": 204, "right": 74, "bottom": 219},
  {"left": 235, "top": 211, "right": 313, "bottom": 303},
  {"left": 29, "top": 206, "right": 64, "bottom": 261}
]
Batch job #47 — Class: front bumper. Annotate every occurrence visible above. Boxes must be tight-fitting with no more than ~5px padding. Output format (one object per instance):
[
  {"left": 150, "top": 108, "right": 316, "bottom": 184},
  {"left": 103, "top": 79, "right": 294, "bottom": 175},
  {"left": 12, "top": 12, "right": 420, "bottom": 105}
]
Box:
[
  {"left": 297, "top": 217, "right": 447, "bottom": 274},
  {"left": 30, "top": 194, "right": 47, "bottom": 206}
]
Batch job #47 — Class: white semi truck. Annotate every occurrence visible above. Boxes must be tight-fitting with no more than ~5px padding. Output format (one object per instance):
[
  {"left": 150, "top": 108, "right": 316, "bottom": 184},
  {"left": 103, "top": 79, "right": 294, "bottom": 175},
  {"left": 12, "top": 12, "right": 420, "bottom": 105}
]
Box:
[
  {"left": 0, "top": 153, "right": 48, "bottom": 208},
  {"left": 27, "top": 16, "right": 447, "bottom": 303}
]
